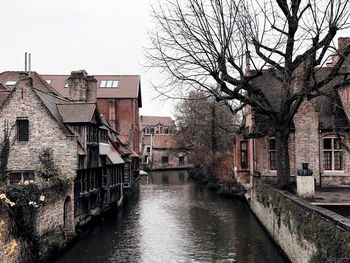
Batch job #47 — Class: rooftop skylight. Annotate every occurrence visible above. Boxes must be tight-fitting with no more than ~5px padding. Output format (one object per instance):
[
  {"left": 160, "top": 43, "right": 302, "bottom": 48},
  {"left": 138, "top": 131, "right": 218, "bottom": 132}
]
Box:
[
  {"left": 5, "top": 80, "right": 17, "bottom": 86},
  {"left": 100, "top": 80, "right": 119, "bottom": 88}
]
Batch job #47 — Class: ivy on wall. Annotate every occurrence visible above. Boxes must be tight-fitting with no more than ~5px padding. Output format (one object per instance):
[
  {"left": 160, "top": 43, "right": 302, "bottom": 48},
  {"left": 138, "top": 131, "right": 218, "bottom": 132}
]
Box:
[
  {"left": 36, "top": 148, "right": 69, "bottom": 193},
  {"left": 0, "top": 121, "right": 13, "bottom": 183},
  {"left": 254, "top": 179, "right": 350, "bottom": 263},
  {"left": 0, "top": 147, "right": 70, "bottom": 261}
]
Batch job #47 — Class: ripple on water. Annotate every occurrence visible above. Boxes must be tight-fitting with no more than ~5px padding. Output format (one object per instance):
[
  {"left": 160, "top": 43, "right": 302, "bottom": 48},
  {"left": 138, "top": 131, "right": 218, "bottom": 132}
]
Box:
[{"left": 53, "top": 170, "right": 288, "bottom": 263}]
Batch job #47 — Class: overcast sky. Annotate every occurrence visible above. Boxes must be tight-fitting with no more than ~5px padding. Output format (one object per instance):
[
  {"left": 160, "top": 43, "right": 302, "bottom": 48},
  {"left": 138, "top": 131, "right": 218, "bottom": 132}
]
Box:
[{"left": 0, "top": 0, "right": 175, "bottom": 117}]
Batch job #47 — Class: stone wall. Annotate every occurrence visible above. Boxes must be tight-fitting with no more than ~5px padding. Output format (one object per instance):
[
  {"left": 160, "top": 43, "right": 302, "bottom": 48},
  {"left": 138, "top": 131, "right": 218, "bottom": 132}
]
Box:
[
  {"left": 0, "top": 76, "right": 77, "bottom": 180},
  {"left": 35, "top": 190, "right": 74, "bottom": 261},
  {"left": 0, "top": 76, "right": 77, "bottom": 261},
  {"left": 250, "top": 178, "right": 350, "bottom": 263}
]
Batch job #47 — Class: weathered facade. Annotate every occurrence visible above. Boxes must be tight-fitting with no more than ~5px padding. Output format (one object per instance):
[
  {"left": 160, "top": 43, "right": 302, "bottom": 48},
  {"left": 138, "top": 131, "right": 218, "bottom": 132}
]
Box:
[
  {"left": 140, "top": 116, "right": 190, "bottom": 169},
  {"left": 233, "top": 37, "right": 350, "bottom": 186},
  {"left": 0, "top": 70, "right": 137, "bottom": 261}
]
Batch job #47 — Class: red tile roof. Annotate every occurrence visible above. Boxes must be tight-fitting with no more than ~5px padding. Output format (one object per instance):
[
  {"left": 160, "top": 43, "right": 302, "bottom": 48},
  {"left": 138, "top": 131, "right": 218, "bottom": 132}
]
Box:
[
  {"left": 141, "top": 116, "right": 175, "bottom": 126},
  {"left": 0, "top": 71, "right": 60, "bottom": 95},
  {"left": 42, "top": 74, "right": 141, "bottom": 103}
]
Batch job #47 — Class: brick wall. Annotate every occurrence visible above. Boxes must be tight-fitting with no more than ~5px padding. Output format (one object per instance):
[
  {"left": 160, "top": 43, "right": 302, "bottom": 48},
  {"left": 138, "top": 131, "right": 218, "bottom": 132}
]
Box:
[
  {"left": 97, "top": 98, "right": 117, "bottom": 129},
  {"left": 294, "top": 100, "right": 320, "bottom": 183},
  {"left": 255, "top": 134, "right": 296, "bottom": 177},
  {"left": 116, "top": 98, "right": 140, "bottom": 152},
  {"left": 97, "top": 98, "right": 140, "bottom": 153}
]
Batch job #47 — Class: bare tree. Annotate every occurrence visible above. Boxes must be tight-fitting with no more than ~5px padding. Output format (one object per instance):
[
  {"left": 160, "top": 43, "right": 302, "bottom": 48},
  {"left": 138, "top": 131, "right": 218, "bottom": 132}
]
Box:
[
  {"left": 147, "top": 0, "right": 350, "bottom": 187},
  {"left": 175, "top": 91, "right": 239, "bottom": 180}
]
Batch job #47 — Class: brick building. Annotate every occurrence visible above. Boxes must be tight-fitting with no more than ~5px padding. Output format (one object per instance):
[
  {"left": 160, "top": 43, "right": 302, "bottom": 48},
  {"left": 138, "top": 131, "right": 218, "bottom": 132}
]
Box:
[
  {"left": 140, "top": 115, "right": 190, "bottom": 169},
  {"left": 234, "top": 37, "right": 350, "bottom": 186},
  {"left": 42, "top": 74, "right": 142, "bottom": 153},
  {"left": 0, "top": 70, "right": 137, "bottom": 260}
]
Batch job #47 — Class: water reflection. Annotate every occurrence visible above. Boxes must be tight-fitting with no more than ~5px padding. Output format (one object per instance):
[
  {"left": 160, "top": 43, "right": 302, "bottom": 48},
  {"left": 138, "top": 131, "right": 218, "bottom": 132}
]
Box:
[
  {"left": 141, "top": 170, "right": 186, "bottom": 186},
  {"left": 54, "top": 170, "right": 287, "bottom": 263}
]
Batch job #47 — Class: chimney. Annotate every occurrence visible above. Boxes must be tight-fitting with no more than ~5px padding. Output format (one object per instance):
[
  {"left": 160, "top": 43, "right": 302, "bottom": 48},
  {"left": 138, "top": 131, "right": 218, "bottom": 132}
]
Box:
[
  {"left": 245, "top": 51, "right": 251, "bottom": 74},
  {"left": 68, "top": 70, "right": 88, "bottom": 102},
  {"left": 333, "top": 37, "right": 350, "bottom": 67},
  {"left": 17, "top": 72, "right": 32, "bottom": 100},
  {"left": 86, "top": 75, "right": 97, "bottom": 103},
  {"left": 338, "top": 37, "right": 350, "bottom": 51}
]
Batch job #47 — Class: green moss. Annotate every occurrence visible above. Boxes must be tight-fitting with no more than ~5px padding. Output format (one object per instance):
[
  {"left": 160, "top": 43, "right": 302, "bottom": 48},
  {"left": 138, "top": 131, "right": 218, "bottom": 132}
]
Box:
[{"left": 254, "top": 179, "right": 350, "bottom": 262}]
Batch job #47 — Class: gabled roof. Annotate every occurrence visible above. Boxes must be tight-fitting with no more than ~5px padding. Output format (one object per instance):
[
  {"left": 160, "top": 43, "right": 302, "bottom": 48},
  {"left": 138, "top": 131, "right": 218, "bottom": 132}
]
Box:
[
  {"left": 141, "top": 115, "right": 175, "bottom": 126},
  {"left": 99, "top": 142, "right": 125, "bottom": 164},
  {"left": 0, "top": 71, "right": 60, "bottom": 95},
  {"left": 34, "top": 88, "right": 73, "bottom": 135},
  {"left": 249, "top": 67, "right": 350, "bottom": 133},
  {"left": 317, "top": 91, "right": 350, "bottom": 130},
  {"left": 57, "top": 103, "right": 97, "bottom": 123},
  {"left": 41, "top": 74, "right": 142, "bottom": 107},
  {"left": 0, "top": 83, "right": 9, "bottom": 91},
  {"left": 0, "top": 90, "right": 11, "bottom": 107}
]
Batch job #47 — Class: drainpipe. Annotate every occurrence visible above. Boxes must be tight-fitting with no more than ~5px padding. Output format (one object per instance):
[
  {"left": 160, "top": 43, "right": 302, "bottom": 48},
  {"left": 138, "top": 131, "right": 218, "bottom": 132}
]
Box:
[
  {"left": 151, "top": 133, "right": 154, "bottom": 166},
  {"left": 252, "top": 137, "right": 256, "bottom": 188},
  {"left": 319, "top": 130, "right": 322, "bottom": 187},
  {"left": 253, "top": 137, "right": 257, "bottom": 174}
]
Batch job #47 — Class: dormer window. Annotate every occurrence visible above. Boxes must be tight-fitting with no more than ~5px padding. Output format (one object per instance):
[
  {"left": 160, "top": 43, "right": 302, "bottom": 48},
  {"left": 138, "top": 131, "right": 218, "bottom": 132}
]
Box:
[
  {"left": 145, "top": 127, "right": 150, "bottom": 134},
  {"left": 100, "top": 80, "right": 119, "bottom": 88}
]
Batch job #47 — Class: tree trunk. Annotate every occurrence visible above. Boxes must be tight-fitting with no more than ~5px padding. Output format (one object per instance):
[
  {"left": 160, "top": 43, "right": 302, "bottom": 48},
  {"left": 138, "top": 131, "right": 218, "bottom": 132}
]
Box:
[
  {"left": 210, "top": 103, "right": 217, "bottom": 180},
  {"left": 275, "top": 128, "right": 291, "bottom": 188}
]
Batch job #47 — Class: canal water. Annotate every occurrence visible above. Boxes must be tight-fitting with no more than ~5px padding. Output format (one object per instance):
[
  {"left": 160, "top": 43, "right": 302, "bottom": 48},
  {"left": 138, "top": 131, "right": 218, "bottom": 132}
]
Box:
[{"left": 54, "top": 170, "right": 287, "bottom": 263}]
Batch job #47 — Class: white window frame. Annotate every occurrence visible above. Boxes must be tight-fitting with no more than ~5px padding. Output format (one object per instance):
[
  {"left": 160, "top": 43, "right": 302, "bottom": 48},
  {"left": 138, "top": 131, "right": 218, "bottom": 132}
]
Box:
[{"left": 323, "top": 137, "right": 343, "bottom": 171}]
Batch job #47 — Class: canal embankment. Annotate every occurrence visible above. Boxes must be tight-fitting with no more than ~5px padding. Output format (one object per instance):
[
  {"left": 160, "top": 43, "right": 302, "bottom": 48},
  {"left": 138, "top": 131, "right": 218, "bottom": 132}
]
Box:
[
  {"left": 249, "top": 177, "right": 350, "bottom": 263},
  {"left": 52, "top": 170, "right": 287, "bottom": 263},
  {"left": 187, "top": 167, "right": 246, "bottom": 198}
]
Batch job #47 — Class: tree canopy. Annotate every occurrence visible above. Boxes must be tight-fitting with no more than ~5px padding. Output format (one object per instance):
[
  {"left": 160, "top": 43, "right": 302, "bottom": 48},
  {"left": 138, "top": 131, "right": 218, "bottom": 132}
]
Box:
[{"left": 148, "top": 0, "right": 350, "bottom": 187}]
